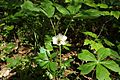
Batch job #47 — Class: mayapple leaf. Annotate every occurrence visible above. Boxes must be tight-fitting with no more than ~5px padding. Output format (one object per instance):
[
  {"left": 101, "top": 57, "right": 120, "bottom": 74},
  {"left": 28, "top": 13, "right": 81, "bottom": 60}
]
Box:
[
  {"left": 83, "top": 31, "right": 98, "bottom": 38},
  {"left": 40, "top": 47, "right": 46, "bottom": 54},
  {"left": 96, "top": 64, "right": 111, "bottom": 80},
  {"left": 67, "top": 5, "right": 81, "bottom": 14},
  {"left": 101, "top": 11, "right": 110, "bottom": 16},
  {"left": 38, "top": 47, "right": 48, "bottom": 60},
  {"left": 44, "top": 35, "right": 53, "bottom": 51},
  {"left": 84, "top": 39, "right": 104, "bottom": 51},
  {"left": 21, "top": 1, "right": 39, "bottom": 12},
  {"left": 103, "top": 39, "right": 115, "bottom": 47},
  {"left": 97, "top": 3, "right": 108, "bottom": 8},
  {"left": 111, "top": 11, "right": 120, "bottom": 19},
  {"left": 40, "top": 1, "right": 55, "bottom": 18},
  {"left": 78, "top": 62, "right": 96, "bottom": 74},
  {"left": 54, "top": 3, "right": 70, "bottom": 15},
  {"left": 75, "top": 9, "right": 101, "bottom": 19},
  {"left": 97, "top": 48, "right": 111, "bottom": 61},
  {"left": 49, "top": 62, "right": 57, "bottom": 72},
  {"left": 84, "top": 0, "right": 96, "bottom": 8},
  {"left": 45, "top": 42, "right": 53, "bottom": 51},
  {"left": 37, "top": 59, "right": 49, "bottom": 69},
  {"left": 101, "top": 60, "right": 120, "bottom": 74},
  {"left": 78, "top": 50, "right": 97, "bottom": 61},
  {"left": 109, "top": 49, "right": 120, "bottom": 60},
  {"left": 85, "top": 2, "right": 96, "bottom": 8},
  {"left": 50, "top": 52, "right": 57, "bottom": 59}
]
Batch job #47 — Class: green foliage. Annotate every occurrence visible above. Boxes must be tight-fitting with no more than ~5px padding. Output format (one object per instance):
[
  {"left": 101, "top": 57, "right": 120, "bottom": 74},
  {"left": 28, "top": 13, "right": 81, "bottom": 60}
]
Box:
[
  {"left": 21, "top": 1, "right": 40, "bottom": 12},
  {"left": 83, "top": 31, "right": 98, "bottom": 38},
  {"left": 78, "top": 62, "right": 96, "bottom": 74},
  {"left": 54, "top": 3, "right": 70, "bottom": 15},
  {"left": 78, "top": 50, "right": 97, "bottom": 61},
  {"left": 84, "top": 39, "right": 104, "bottom": 51},
  {"left": 78, "top": 32, "right": 120, "bottom": 80},
  {"left": 40, "top": 1, "right": 55, "bottom": 18},
  {"left": 96, "top": 64, "right": 111, "bottom": 80},
  {"left": 1, "top": 0, "right": 120, "bottom": 79}
]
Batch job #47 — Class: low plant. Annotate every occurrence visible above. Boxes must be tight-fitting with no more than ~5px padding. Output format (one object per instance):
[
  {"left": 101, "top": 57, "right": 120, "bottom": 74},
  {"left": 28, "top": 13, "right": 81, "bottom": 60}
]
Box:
[{"left": 78, "top": 32, "right": 120, "bottom": 80}]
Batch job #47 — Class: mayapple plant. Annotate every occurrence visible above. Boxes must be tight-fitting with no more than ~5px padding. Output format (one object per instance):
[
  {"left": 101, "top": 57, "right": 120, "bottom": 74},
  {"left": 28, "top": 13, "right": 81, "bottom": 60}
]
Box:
[
  {"left": 34, "top": 33, "right": 70, "bottom": 79},
  {"left": 78, "top": 32, "right": 120, "bottom": 80},
  {"left": 52, "top": 33, "right": 67, "bottom": 46},
  {"left": 52, "top": 33, "right": 68, "bottom": 67}
]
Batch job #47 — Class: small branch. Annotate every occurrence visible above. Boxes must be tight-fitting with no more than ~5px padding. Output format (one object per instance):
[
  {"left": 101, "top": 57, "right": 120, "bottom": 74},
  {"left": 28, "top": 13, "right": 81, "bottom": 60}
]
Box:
[
  {"left": 64, "top": 18, "right": 73, "bottom": 35},
  {"left": 83, "top": 75, "right": 93, "bottom": 80},
  {"left": 97, "top": 18, "right": 113, "bottom": 38},
  {"left": 50, "top": 19, "right": 56, "bottom": 35}
]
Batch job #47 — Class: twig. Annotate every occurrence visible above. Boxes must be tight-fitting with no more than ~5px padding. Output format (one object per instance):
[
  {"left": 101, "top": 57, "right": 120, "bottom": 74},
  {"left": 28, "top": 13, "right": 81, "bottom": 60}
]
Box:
[
  {"left": 83, "top": 75, "right": 93, "bottom": 80},
  {"left": 64, "top": 18, "right": 73, "bottom": 35},
  {"left": 50, "top": 19, "right": 56, "bottom": 35},
  {"left": 97, "top": 18, "right": 113, "bottom": 38}
]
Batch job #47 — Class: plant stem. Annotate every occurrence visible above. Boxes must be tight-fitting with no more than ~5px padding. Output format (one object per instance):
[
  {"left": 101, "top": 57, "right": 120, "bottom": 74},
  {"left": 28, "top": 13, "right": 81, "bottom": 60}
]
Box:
[
  {"left": 64, "top": 18, "right": 73, "bottom": 35},
  {"left": 50, "top": 19, "right": 56, "bottom": 35},
  {"left": 98, "top": 18, "right": 113, "bottom": 38},
  {"left": 59, "top": 45, "right": 62, "bottom": 67}
]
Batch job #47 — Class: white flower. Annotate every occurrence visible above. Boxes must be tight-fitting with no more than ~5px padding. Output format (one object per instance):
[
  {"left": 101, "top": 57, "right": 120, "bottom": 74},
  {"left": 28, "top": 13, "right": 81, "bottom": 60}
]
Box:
[{"left": 52, "top": 33, "right": 67, "bottom": 45}]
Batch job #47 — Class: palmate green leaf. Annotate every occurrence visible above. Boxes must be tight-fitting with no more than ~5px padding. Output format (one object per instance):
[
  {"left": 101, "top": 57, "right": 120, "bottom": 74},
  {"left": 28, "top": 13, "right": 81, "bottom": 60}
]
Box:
[
  {"left": 111, "top": 11, "right": 120, "bottom": 19},
  {"left": 40, "top": 1, "right": 55, "bottom": 18},
  {"left": 40, "top": 47, "right": 46, "bottom": 54},
  {"left": 50, "top": 52, "right": 57, "bottom": 59},
  {"left": 54, "top": 3, "right": 70, "bottom": 15},
  {"left": 96, "top": 64, "right": 111, "bottom": 80},
  {"left": 83, "top": 31, "right": 98, "bottom": 38},
  {"left": 74, "top": 9, "right": 101, "bottom": 19},
  {"left": 67, "top": 5, "right": 81, "bottom": 14},
  {"left": 97, "top": 48, "right": 111, "bottom": 61},
  {"left": 78, "top": 50, "right": 97, "bottom": 61},
  {"left": 83, "top": 0, "right": 96, "bottom": 8},
  {"left": 103, "top": 39, "right": 115, "bottom": 47},
  {"left": 78, "top": 62, "right": 96, "bottom": 74},
  {"left": 84, "top": 9, "right": 101, "bottom": 17},
  {"left": 97, "top": 3, "right": 108, "bottom": 8},
  {"left": 101, "top": 11, "right": 110, "bottom": 16},
  {"left": 91, "top": 42, "right": 104, "bottom": 51},
  {"left": 64, "top": 59, "right": 73, "bottom": 67},
  {"left": 85, "top": 3, "right": 96, "bottom": 8},
  {"left": 101, "top": 60, "right": 120, "bottom": 75},
  {"left": 49, "top": 62, "right": 57, "bottom": 72},
  {"left": 84, "top": 39, "right": 104, "bottom": 51},
  {"left": 107, "top": 49, "right": 120, "bottom": 60},
  {"left": 21, "top": 1, "right": 39, "bottom": 12},
  {"left": 37, "top": 59, "right": 49, "bottom": 69},
  {"left": 38, "top": 47, "right": 48, "bottom": 60},
  {"left": 45, "top": 42, "right": 53, "bottom": 51},
  {"left": 44, "top": 35, "right": 53, "bottom": 51}
]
